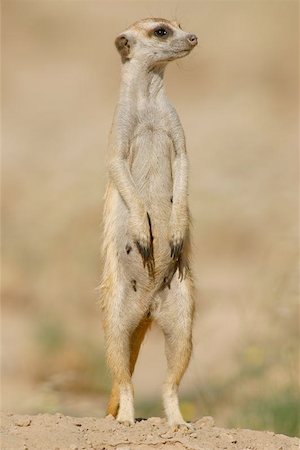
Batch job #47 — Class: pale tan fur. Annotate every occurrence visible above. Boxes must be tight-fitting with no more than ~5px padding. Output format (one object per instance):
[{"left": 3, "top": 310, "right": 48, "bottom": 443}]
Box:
[{"left": 100, "top": 18, "right": 197, "bottom": 428}]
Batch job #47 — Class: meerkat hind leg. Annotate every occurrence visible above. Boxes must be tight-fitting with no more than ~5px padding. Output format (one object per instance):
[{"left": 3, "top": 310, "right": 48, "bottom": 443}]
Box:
[
  {"left": 106, "top": 326, "right": 134, "bottom": 425},
  {"left": 158, "top": 279, "right": 194, "bottom": 430},
  {"left": 107, "top": 381, "right": 119, "bottom": 417},
  {"left": 107, "top": 319, "right": 150, "bottom": 419},
  {"left": 105, "top": 285, "right": 151, "bottom": 425},
  {"left": 130, "top": 318, "right": 151, "bottom": 374}
]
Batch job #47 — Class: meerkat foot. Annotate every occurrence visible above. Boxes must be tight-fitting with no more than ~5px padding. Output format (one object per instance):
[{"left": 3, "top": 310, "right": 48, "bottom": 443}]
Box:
[
  {"left": 116, "top": 383, "right": 134, "bottom": 426},
  {"left": 117, "top": 410, "right": 134, "bottom": 426},
  {"left": 117, "top": 418, "right": 134, "bottom": 426}
]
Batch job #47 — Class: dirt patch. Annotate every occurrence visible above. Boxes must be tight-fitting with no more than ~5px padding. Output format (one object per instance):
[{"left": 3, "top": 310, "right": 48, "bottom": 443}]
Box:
[{"left": 1, "top": 413, "right": 299, "bottom": 450}]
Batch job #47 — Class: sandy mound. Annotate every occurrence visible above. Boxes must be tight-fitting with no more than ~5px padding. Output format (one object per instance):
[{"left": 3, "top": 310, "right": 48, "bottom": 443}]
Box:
[{"left": 1, "top": 413, "right": 299, "bottom": 450}]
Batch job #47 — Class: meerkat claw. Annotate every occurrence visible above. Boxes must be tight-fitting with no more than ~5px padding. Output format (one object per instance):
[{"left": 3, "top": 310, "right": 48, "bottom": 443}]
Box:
[
  {"left": 135, "top": 240, "right": 149, "bottom": 265},
  {"left": 135, "top": 240, "right": 155, "bottom": 278},
  {"left": 170, "top": 240, "right": 183, "bottom": 260},
  {"left": 135, "top": 212, "right": 155, "bottom": 277}
]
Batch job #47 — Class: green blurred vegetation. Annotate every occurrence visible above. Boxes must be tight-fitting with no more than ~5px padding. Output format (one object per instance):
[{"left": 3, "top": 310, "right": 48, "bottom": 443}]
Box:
[
  {"left": 34, "top": 316, "right": 110, "bottom": 395},
  {"left": 137, "top": 336, "right": 300, "bottom": 436},
  {"left": 229, "top": 389, "right": 300, "bottom": 437},
  {"left": 136, "top": 389, "right": 300, "bottom": 437}
]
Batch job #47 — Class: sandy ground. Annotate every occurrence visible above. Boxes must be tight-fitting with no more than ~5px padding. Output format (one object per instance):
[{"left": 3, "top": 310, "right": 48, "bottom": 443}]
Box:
[{"left": 1, "top": 413, "right": 299, "bottom": 450}]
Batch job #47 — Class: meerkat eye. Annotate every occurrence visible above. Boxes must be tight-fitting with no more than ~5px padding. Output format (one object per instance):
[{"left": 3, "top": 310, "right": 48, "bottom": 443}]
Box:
[{"left": 154, "top": 27, "right": 169, "bottom": 38}]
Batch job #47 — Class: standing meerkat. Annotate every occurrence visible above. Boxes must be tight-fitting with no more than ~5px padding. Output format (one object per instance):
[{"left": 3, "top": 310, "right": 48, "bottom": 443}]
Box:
[{"left": 100, "top": 18, "right": 198, "bottom": 428}]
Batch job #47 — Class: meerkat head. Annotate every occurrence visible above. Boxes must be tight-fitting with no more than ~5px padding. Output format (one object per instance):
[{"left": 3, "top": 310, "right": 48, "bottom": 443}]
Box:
[{"left": 115, "top": 18, "right": 197, "bottom": 65}]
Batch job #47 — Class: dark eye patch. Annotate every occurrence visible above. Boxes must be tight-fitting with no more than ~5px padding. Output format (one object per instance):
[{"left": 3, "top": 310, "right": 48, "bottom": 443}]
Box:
[{"left": 152, "top": 25, "right": 173, "bottom": 39}]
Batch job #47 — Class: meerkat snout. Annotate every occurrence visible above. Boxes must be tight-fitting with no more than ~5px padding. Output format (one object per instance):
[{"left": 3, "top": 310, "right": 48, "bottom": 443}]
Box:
[{"left": 187, "top": 34, "right": 198, "bottom": 46}]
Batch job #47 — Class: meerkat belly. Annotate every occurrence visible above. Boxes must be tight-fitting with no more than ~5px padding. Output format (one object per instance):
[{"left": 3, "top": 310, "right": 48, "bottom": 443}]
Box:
[{"left": 113, "top": 125, "right": 176, "bottom": 291}]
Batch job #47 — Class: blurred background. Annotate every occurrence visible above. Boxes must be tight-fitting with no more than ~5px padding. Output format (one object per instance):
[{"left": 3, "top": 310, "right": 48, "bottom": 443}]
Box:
[{"left": 1, "top": 0, "right": 299, "bottom": 437}]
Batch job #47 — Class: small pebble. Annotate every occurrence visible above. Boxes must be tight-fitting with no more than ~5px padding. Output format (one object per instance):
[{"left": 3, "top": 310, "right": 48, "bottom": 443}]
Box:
[
  {"left": 190, "top": 432, "right": 197, "bottom": 438},
  {"left": 69, "top": 445, "right": 78, "bottom": 450},
  {"left": 73, "top": 421, "right": 82, "bottom": 427}
]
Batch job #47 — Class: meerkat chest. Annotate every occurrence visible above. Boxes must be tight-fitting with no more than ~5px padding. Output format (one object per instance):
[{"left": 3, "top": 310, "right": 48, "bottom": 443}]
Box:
[
  {"left": 130, "top": 106, "right": 173, "bottom": 162},
  {"left": 129, "top": 105, "right": 174, "bottom": 198},
  {"left": 134, "top": 104, "right": 171, "bottom": 137}
]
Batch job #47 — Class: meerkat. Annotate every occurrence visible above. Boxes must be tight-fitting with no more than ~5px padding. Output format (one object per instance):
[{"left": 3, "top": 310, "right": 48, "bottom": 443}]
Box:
[{"left": 100, "top": 18, "right": 198, "bottom": 428}]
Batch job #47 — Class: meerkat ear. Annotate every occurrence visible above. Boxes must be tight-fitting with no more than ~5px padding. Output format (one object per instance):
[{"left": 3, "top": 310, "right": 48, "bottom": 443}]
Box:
[{"left": 115, "top": 33, "right": 135, "bottom": 62}]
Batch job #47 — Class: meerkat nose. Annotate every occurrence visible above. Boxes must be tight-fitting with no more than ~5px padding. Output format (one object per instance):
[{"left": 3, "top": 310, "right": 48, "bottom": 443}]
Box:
[{"left": 187, "top": 34, "right": 198, "bottom": 46}]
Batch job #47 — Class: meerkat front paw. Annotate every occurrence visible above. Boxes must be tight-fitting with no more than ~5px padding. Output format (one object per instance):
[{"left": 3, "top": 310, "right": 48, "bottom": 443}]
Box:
[
  {"left": 169, "top": 224, "right": 186, "bottom": 260},
  {"left": 170, "top": 231, "right": 184, "bottom": 260},
  {"left": 130, "top": 208, "right": 150, "bottom": 249},
  {"left": 169, "top": 215, "right": 187, "bottom": 261},
  {"left": 130, "top": 209, "right": 155, "bottom": 276}
]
